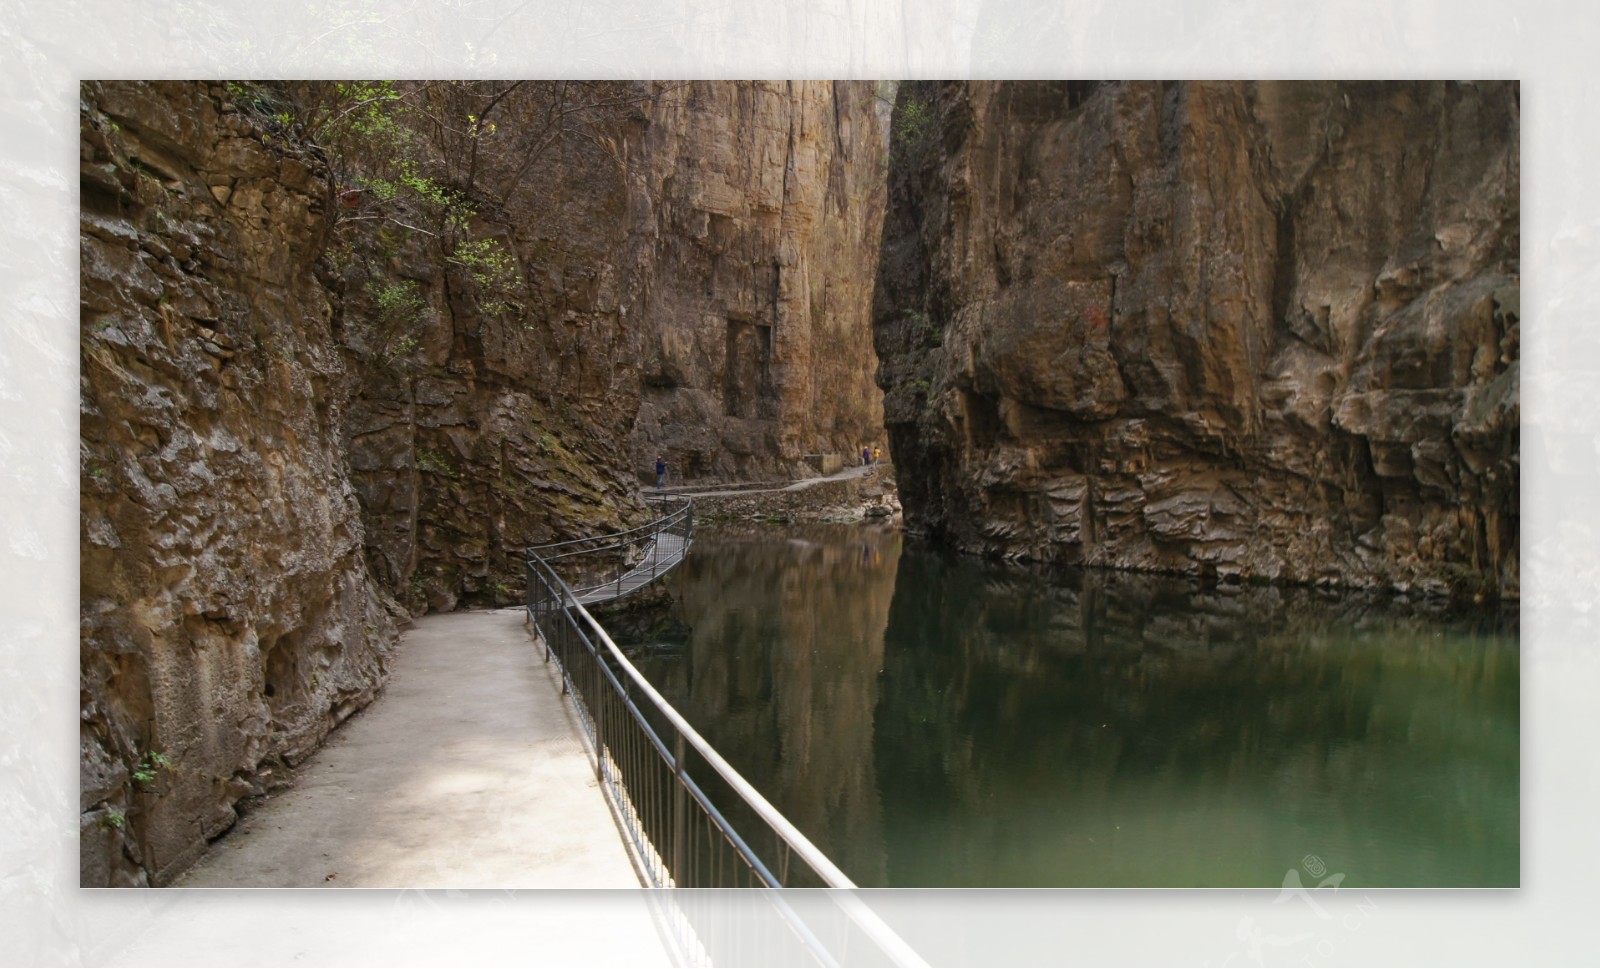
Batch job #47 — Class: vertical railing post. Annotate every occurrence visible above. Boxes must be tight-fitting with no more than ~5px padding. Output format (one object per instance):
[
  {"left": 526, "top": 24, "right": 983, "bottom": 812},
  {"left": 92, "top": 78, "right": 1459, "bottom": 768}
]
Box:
[
  {"left": 672, "top": 730, "right": 687, "bottom": 886},
  {"left": 590, "top": 618, "right": 604, "bottom": 782}
]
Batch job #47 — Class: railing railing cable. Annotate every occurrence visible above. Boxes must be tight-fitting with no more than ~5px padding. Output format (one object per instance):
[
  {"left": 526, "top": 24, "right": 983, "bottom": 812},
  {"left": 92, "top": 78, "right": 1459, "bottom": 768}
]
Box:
[{"left": 525, "top": 495, "right": 924, "bottom": 967}]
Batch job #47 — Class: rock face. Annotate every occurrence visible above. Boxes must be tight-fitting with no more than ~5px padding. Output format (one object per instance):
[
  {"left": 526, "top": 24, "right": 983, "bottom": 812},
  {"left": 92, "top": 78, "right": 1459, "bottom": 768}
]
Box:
[
  {"left": 79, "top": 81, "right": 398, "bottom": 886},
  {"left": 874, "top": 81, "right": 1519, "bottom": 597},
  {"left": 325, "top": 81, "right": 654, "bottom": 613},
  {"left": 328, "top": 81, "right": 890, "bottom": 609},
  {"left": 78, "top": 79, "right": 892, "bottom": 887},
  {"left": 625, "top": 81, "right": 890, "bottom": 481}
]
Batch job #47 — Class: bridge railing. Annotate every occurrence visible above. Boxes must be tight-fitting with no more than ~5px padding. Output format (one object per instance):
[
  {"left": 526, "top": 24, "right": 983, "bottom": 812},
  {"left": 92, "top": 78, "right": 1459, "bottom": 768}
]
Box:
[
  {"left": 529, "top": 494, "right": 694, "bottom": 604},
  {"left": 525, "top": 500, "right": 924, "bottom": 966}
]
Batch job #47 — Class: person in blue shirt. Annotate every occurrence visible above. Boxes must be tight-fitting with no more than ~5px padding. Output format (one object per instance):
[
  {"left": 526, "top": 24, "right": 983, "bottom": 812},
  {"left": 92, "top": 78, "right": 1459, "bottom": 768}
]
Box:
[{"left": 655, "top": 455, "right": 667, "bottom": 489}]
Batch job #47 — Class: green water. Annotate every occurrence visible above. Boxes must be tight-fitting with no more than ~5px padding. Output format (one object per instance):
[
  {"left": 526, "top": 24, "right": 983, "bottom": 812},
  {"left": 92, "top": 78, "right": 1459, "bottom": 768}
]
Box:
[{"left": 624, "top": 524, "right": 1519, "bottom": 888}]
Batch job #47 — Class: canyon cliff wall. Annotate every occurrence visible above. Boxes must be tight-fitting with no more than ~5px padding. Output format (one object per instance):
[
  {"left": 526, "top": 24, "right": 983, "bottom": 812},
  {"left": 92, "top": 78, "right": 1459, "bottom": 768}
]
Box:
[
  {"left": 874, "top": 81, "right": 1519, "bottom": 597},
  {"left": 330, "top": 80, "right": 890, "bottom": 607},
  {"left": 327, "top": 81, "right": 652, "bottom": 613},
  {"left": 626, "top": 81, "right": 890, "bottom": 481},
  {"left": 80, "top": 81, "right": 399, "bottom": 885},
  {"left": 79, "top": 80, "right": 890, "bottom": 886}
]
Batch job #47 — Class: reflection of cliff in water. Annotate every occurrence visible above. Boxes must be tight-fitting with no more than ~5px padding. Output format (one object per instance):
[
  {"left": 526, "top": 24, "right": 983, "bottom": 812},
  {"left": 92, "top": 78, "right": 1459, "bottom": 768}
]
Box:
[
  {"left": 627, "top": 526, "right": 1516, "bottom": 887},
  {"left": 627, "top": 523, "right": 901, "bottom": 884},
  {"left": 875, "top": 545, "right": 1518, "bottom": 886}
]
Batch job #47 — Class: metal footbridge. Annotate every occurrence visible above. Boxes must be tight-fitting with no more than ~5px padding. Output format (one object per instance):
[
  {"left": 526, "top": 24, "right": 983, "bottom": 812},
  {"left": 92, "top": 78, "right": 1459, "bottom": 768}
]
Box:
[
  {"left": 524, "top": 492, "right": 925, "bottom": 966},
  {"left": 528, "top": 494, "right": 694, "bottom": 607}
]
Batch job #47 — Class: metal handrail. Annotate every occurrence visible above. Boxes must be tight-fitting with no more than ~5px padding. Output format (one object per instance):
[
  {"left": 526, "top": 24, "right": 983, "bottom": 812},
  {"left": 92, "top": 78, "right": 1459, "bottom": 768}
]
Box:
[
  {"left": 539, "top": 496, "right": 693, "bottom": 605},
  {"left": 566, "top": 579, "right": 851, "bottom": 887},
  {"left": 524, "top": 497, "right": 925, "bottom": 966},
  {"left": 530, "top": 494, "right": 692, "bottom": 558}
]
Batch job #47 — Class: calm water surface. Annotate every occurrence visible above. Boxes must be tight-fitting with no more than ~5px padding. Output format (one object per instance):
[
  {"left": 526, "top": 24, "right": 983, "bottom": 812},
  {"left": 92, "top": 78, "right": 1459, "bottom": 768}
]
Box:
[{"left": 624, "top": 524, "right": 1519, "bottom": 887}]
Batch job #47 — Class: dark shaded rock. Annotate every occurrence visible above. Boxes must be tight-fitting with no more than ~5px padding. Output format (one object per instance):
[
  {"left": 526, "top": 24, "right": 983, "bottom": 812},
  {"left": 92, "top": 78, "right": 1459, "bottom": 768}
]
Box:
[{"left": 874, "top": 81, "right": 1519, "bottom": 598}]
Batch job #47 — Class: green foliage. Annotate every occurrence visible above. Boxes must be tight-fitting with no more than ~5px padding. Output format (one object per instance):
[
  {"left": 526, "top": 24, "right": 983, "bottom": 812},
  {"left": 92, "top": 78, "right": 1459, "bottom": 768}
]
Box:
[
  {"left": 904, "top": 308, "right": 942, "bottom": 348},
  {"left": 226, "top": 80, "right": 264, "bottom": 109},
  {"left": 226, "top": 81, "right": 295, "bottom": 127},
  {"left": 448, "top": 236, "right": 524, "bottom": 315},
  {"left": 369, "top": 277, "right": 427, "bottom": 321},
  {"left": 893, "top": 91, "right": 935, "bottom": 148},
  {"left": 416, "top": 448, "right": 457, "bottom": 478},
  {"left": 362, "top": 277, "right": 431, "bottom": 367},
  {"left": 353, "top": 160, "right": 456, "bottom": 211},
  {"left": 131, "top": 750, "right": 173, "bottom": 787},
  {"left": 317, "top": 81, "right": 405, "bottom": 149},
  {"left": 387, "top": 335, "right": 421, "bottom": 358},
  {"left": 284, "top": 80, "right": 671, "bottom": 340},
  {"left": 99, "top": 809, "right": 126, "bottom": 831},
  {"left": 327, "top": 241, "right": 354, "bottom": 274}
]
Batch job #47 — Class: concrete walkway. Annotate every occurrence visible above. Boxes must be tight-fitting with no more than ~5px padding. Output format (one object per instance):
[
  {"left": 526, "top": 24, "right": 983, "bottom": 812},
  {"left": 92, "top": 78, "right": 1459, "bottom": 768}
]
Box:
[
  {"left": 178, "top": 608, "right": 655, "bottom": 896},
  {"left": 663, "top": 462, "right": 881, "bottom": 499}
]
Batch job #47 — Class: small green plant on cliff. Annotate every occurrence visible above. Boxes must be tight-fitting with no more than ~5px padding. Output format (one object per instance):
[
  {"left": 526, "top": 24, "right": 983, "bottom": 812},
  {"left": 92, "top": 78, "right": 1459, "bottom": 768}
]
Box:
[
  {"left": 892, "top": 91, "right": 935, "bottom": 148},
  {"left": 98, "top": 809, "right": 127, "bottom": 831},
  {"left": 226, "top": 81, "right": 277, "bottom": 115},
  {"left": 904, "top": 308, "right": 942, "bottom": 348},
  {"left": 364, "top": 277, "right": 431, "bottom": 366},
  {"left": 447, "top": 234, "right": 524, "bottom": 317},
  {"left": 416, "top": 448, "right": 458, "bottom": 478},
  {"left": 368, "top": 279, "right": 425, "bottom": 321},
  {"left": 131, "top": 751, "right": 173, "bottom": 787}
]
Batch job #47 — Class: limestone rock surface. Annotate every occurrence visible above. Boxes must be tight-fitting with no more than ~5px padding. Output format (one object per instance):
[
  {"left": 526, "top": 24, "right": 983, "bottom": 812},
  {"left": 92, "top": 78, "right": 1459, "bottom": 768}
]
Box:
[
  {"left": 80, "top": 81, "right": 397, "bottom": 886},
  {"left": 874, "top": 81, "right": 1519, "bottom": 597},
  {"left": 624, "top": 81, "right": 891, "bottom": 482},
  {"left": 77, "top": 79, "right": 894, "bottom": 886}
]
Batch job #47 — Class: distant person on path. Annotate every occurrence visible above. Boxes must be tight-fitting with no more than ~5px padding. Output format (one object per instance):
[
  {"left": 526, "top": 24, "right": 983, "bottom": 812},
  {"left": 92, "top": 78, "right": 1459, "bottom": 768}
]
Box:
[
  {"left": 862, "top": 446, "right": 871, "bottom": 467},
  {"left": 873, "top": 446, "right": 882, "bottom": 464},
  {"left": 655, "top": 455, "right": 667, "bottom": 489}
]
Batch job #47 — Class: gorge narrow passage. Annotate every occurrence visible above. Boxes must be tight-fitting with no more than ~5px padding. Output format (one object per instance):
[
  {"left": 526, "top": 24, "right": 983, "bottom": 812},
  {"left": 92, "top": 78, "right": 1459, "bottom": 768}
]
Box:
[{"left": 177, "top": 609, "right": 653, "bottom": 894}]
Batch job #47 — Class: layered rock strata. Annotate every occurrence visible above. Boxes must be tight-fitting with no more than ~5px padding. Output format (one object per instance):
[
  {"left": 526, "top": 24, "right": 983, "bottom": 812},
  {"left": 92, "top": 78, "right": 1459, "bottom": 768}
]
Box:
[
  {"left": 329, "top": 80, "right": 891, "bottom": 605},
  {"left": 79, "top": 81, "right": 398, "bottom": 885},
  {"left": 624, "top": 81, "right": 891, "bottom": 482},
  {"left": 874, "top": 81, "right": 1519, "bottom": 597},
  {"left": 326, "top": 81, "right": 653, "bottom": 612},
  {"left": 78, "top": 79, "right": 894, "bottom": 887}
]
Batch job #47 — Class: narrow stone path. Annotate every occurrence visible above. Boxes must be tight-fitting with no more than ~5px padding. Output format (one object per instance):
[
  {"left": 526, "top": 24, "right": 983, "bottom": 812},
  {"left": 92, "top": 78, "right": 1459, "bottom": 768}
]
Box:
[
  {"left": 661, "top": 461, "right": 881, "bottom": 499},
  {"left": 178, "top": 608, "right": 660, "bottom": 905}
]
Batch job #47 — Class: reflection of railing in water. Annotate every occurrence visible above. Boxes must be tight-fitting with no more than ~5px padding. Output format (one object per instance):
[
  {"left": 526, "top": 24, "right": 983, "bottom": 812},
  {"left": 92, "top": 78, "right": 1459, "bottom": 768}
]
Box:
[{"left": 525, "top": 497, "right": 924, "bottom": 966}]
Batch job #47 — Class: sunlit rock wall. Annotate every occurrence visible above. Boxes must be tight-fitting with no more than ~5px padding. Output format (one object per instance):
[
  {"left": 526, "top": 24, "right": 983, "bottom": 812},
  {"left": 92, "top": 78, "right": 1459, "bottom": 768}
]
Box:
[
  {"left": 79, "top": 81, "right": 398, "bottom": 886},
  {"left": 874, "top": 81, "right": 1519, "bottom": 597},
  {"left": 624, "top": 81, "right": 891, "bottom": 482}
]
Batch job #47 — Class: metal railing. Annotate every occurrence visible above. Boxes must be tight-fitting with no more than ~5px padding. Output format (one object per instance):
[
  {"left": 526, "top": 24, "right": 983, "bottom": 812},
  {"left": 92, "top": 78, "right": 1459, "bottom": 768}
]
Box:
[
  {"left": 530, "top": 494, "right": 695, "bottom": 605},
  {"left": 525, "top": 498, "right": 924, "bottom": 966}
]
